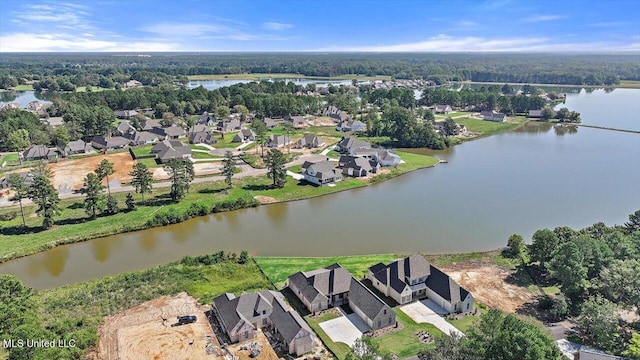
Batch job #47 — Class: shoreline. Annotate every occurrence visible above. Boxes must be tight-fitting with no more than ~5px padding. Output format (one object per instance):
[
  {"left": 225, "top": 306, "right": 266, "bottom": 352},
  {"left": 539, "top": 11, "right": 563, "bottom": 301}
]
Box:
[{"left": 0, "top": 154, "right": 439, "bottom": 264}]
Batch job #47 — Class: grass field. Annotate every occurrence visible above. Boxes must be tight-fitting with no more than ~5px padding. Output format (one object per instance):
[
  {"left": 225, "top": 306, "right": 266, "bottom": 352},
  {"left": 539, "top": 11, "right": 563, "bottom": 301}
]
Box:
[
  {"left": 0, "top": 153, "right": 20, "bottom": 166},
  {"left": 370, "top": 309, "right": 442, "bottom": 357},
  {"left": 75, "top": 86, "right": 108, "bottom": 92},
  {"left": 455, "top": 116, "right": 527, "bottom": 137},
  {"left": 130, "top": 145, "right": 154, "bottom": 158},
  {"left": 254, "top": 254, "right": 398, "bottom": 288},
  {"left": 617, "top": 80, "right": 640, "bottom": 89},
  {"left": 213, "top": 133, "right": 241, "bottom": 148},
  {"left": 17, "top": 256, "right": 272, "bottom": 359},
  {"left": 187, "top": 73, "right": 392, "bottom": 81},
  {"left": 136, "top": 157, "right": 161, "bottom": 168},
  {"left": 13, "top": 84, "right": 34, "bottom": 91}
]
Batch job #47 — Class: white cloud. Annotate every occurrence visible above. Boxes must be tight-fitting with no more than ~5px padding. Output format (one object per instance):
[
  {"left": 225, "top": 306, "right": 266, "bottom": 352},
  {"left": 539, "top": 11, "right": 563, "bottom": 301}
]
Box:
[
  {"left": 0, "top": 33, "right": 179, "bottom": 52},
  {"left": 523, "top": 14, "right": 566, "bottom": 23},
  {"left": 140, "top": 23, "right": 231, "bottom": 37},
  {"left": 318, "top": 34, "right": 639, "bottom": 52},
  {"left": 458, "top": 20, "right": 478, "bottom": 27},
  {"left": 262, "top": 22, "right": 293, "bottom": 31},
  {"left": 588, "top": 22, "right": 625, "bottom": 28},
  {"left": 13, "top": 3, "right": 93, "bottom": 29}
]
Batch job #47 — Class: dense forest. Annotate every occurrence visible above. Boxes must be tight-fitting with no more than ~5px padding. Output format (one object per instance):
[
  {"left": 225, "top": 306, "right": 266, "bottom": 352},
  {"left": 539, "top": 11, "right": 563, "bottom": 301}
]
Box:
[{"left": 1, "top": 53, "right": 639, "bottom": 87}]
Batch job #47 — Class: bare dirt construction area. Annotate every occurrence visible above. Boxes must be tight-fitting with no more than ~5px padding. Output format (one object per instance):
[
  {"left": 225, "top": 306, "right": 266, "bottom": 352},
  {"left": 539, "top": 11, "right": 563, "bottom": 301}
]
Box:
[
  {"left": 434, "top": 257, "right": 537, "bottom": 313},
  {"left": 96, "top": 292, "right": 216, "bottom": 360},
  {"left": 48, "top": 152, "right": 135, "bottom": 193}
]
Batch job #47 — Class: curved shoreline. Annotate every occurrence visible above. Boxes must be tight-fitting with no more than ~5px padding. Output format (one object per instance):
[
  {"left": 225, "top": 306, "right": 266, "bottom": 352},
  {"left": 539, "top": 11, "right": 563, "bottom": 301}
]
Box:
[{"left": 0, "top": 157, "right": 440, "bottom": 264}]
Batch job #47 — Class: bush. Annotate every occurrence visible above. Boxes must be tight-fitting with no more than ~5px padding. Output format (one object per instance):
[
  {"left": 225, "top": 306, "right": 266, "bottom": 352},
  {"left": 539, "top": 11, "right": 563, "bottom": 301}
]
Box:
[
  {"left": 212, "top": 197, "right": 260, "bottom": 213},
  {"left": 0, "top": 211, "right": 17, "bottom": 221}
]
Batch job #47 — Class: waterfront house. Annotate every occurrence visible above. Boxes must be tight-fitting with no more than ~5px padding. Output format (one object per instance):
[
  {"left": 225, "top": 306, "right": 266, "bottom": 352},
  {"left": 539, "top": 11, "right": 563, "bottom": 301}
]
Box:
[
  {"left": 340, "top": 155, "right": 379, "bottom": 177},
  {"left": 288, "top": 264, "right": 396, "bottom": 330},
  {"left": 528, "top": 109, "right": 543, "bottom": 118},
  {"left": 300, "top": 160, "right": 343, "bottom": 186},
  {"left": 211, "top": 291, "right": 315, "bottom": 356},
  {"left": 481, "top": 111, "right": 507, "bottom": 122},
  {"left": 337, "top": 136, "right": 371, "bottom": 154},
  {"left": 368, "top": 255, "right": 474, "bottom": 313},
  {"left": 295, "top": 134, "right": 325, "bottom": 149}
]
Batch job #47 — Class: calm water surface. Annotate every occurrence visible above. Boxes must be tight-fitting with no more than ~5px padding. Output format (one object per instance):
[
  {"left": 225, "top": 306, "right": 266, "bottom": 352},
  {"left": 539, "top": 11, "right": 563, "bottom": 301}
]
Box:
[{"left": 1, "top": 88, "right": 638, "bottom": 289}]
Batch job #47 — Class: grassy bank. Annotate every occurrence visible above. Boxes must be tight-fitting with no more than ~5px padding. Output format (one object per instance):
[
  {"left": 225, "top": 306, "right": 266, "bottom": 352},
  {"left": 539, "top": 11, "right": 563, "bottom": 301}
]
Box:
[
  {"left": 617, "top": 80, "right": 640, "bottom": 89},
  {"left": 0, "top": 152, "right": 438, "bottom": 263},
  {"left": 2, "top": 254, "right": 272, "bottom": 359},
  {"left": 456, "top": 116, "right": 528, "bottom": 138},
  {"left": 255, "top": 254, "right": 399, "bottom": 288},
  {"left": 188, "top": 73, "right": 392, "bottom": 81}
]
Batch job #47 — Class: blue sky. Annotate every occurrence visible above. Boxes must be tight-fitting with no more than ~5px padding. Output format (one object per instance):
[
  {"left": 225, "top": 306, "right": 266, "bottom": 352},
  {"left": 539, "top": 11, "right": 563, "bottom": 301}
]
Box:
[{"left": 0, "top": 0, "right": 639, "bottom": 52}]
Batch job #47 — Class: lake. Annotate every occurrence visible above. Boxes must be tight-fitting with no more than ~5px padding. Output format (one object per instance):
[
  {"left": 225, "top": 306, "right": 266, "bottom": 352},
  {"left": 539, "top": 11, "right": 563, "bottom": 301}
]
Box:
[
  {"left": 188, "top": 78, "right": 354, "bottom": 90},
  {"left": 0, "top": 91, "right": 53, "bottom": 108},
  {"left": 1, "top": 88, "right": 638, "bottom": 289}
]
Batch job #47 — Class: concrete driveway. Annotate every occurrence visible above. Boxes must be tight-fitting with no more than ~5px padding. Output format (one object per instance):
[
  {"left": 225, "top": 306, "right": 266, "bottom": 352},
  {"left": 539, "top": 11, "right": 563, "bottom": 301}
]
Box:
[
  {"left": 319, "top": 316, "right": 363, "bottom": 347},
  {"left": 399, "top": 300, "right": 464, "bottom": 337}
]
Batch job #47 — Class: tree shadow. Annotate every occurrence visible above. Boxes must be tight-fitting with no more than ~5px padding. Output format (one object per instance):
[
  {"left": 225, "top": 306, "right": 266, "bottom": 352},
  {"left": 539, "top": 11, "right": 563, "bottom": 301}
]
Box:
[
  {"left": 67, "top": 202, "right": 84, "bottom": 210},
  {"left": 198, "top": 188, "right": 227, "bottom": 194},
  {"left": 0, "top": 225, "right": 46, "bottom": 235},
  {"left": 242, "top": 184, "right": 273, "bottom": 191}
]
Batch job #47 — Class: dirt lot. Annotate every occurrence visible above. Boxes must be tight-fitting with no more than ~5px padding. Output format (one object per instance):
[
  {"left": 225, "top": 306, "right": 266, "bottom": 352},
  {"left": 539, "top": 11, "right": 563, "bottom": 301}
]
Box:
[
  {"left": 228, "top": 332, "right": 281, "bottom": 360},
  {"left": 48, "top": 152, "right": 135, "bottom": 193},
  {"left": 96, "top": 292, "right": 217, "bottom": 360},
  {"left": 437, "top": 260, "right": 537, "bottom": 313}
]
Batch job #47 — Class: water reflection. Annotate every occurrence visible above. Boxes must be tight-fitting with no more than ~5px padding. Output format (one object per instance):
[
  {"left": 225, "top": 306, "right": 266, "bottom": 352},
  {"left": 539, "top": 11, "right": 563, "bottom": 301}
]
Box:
[
  {"left": 265, "top": 202, "right": 288, "bottom": 226},
  {"left": 139, "top": 231, "right": 159, "bottom": 251},
  {"left": 513, "top": 122, "right": 553, "bottom": 134},
  {"left": 0, "top": 91, "right": 17, "bottom": 103},
  {"left": 26, "top": 247, "right": 69, "bottom": 277},
  {"left": 554, "top": 124, "right": 578, "bottom": 136},
  {"left": 91, "top": 237, "right": 123, "bottom": 262}
]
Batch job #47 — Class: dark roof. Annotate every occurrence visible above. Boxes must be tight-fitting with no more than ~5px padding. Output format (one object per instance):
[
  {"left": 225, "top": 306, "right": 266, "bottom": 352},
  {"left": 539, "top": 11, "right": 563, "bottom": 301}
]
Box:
[
  {"left": 348, "top": 278, "right": 391, "bottom": 320},
  {"left": 188, "top": 124, "right": 209, "bottom": 133},
  {"left": 63, "top": 140, "right": 90, "bottom": 153},
  {"left": 22, "top": 145, "right": 55, "bottom": 159},
  {"left": 212, "top": 293, "right": 243, "bottom": 331},
  {"left": 91, "top": 136, "right": 130, "bottom": 148},
  {"left": 270, "top": 296, "right": 310, "bottom": 344},
  {"left": 403, "top": 254, "right": 430, "bottom": 279},
  {"left": 425, "top": 265, "right": 453, "bottom": 301},
  {"left": 304, "top": 161, "right": 339, "bottom": 181},
  {"left": 289, "top": 272, "right": 325, "bottom": 304},
  {"left": 189, "top": 131, "right": 217, "bottom": 144},
  {"left": 388, "top": 262, "right": 408, "bottom": 293},
  {"left": 131, "top": 131, "right": 159, "bottom": 142},
  {"left": 162, "top": 126, "right": 186, "bottom": 137},
  {"left": 142, "top": 119, "right": 161, "bottom": 130},
  {"left": 116, "top": 121, "right": 136, "bottom": 133}
]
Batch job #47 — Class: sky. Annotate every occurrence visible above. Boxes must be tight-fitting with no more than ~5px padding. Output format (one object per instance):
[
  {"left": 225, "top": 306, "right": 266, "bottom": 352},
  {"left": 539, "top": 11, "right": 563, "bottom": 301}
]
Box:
[{"left": 0, "top": 0, "right": 639, "bottom": 52}]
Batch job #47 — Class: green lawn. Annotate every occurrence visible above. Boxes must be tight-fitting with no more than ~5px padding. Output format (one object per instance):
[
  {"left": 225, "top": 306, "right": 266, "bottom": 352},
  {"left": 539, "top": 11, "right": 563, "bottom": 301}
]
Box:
[
  {"left": 191, "top": 152, "right": 220, "bottom": 160},
  {"left": 136, "top": 157, "right": 161, "bottom": 168},
  {"left": 13, "top": 84, "right": 34, "bottom": 91},
  {"left": 189, "top": 144, "right": 211, "bottom": 151},
  {"left": 214, "top": 133, "right": 241, "bottom": 148},
  {"left": 255, "top": 254, "right": 398, "bottom": 288},
  {"left": 326, "top": 150, "right": 341, "bottom": 158},
  {"left": 370, "top": 309, "right": 443, "bottom": 358},
  {"left": 425, "top": 250, "right": 517, "bottom": 270},
  {"left": 130, "top": 145, "right": 154, "bottom": 158},
  {"left": 75, "top": 86, "right": 108, "bottom": 92},
  {"left": 455, "top": 117, "right": 526, "bottom": 137},
  {"left": 0, "top": 153, "right": 20, "bottom": 166},
  {"left": 17, "top": 256, "right": 272, "bottom": 359},
  {"left": 307, "top": 126, "right": 345, "bottom": 138}
]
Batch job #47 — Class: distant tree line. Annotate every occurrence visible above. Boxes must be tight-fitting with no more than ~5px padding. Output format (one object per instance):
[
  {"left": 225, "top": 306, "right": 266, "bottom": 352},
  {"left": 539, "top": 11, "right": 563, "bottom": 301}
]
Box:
[{"left": 1, "top": 53, "right": 639, "bottom": 88}]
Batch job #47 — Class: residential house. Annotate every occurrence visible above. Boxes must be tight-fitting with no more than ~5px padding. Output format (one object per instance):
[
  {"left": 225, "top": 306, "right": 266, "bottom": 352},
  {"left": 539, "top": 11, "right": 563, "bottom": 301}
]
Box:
[
  {"left": 150, "top": 126, "right": 186, "bottom": 139},
  {"left": 295, "top": 134, "right": 325, "bottom": 149},
  {"left": 339, "top": 155, "right": 379, "bottom": 177},
  {"left": 300, "top": 160, "right": 343, "bottom": 186},
  {"left": 91, "top": 136, "right": 130, "bottom": 151},
  {"left": 122, "top": 80, "right": 142, "bottom": 88},
  {"left": 528, "top": 109, "right": 543, "bottom": 118},
  {"left": 288, "top": 264, "right": 395, "bottom": 330},
  {"left": 323, "top": 105, "right": 341, "bottom": 118},
  {"left": 21, "top": 145, "right": 58, "bottom": 161},
  {"left": 432, "top": 121, "right": 467, "bottom": 136},
  {"left": 129, "top": 131, "right": 160, "bottom": 146},
  {"left": 337, "top": 136, "right": 371, "bottom": 154},
  {"left": 114, "top": 110, "right": 139, "bottom": 119},
  {"left": 187, "top": 124, "right": 209, "bottom": 134},
  {"left": 434, "top": 105, "right": 453, "bottom": 114},
  {"left": 349, "top": 149, "right": 402, "bottom": 167},
  {"left": 26, "top": 101, "right": 48, "bottom": 112},
  {"left": 368, "top": 255, "right": 474, "bottom": 313},
  {"left": 59, "top": 140, "right": 93, "bottom": 157},
  {"left": 197, "top": 112, "right": 215, "bottom": 126},
  {"left": 285, "top": 115, "right": 306, "bottom": 128},
  {"left": 115, "top": 121, "right": 137, "bottom": 137},
  {"left": 44, "top": 117, "right": 64, "bottom": 127},
  {"left": 211, "top": 290, "right": 315, "bottom": 356},
  {"left": 336, "top": 119, "right": 367, "bottom": 132},
  {"left": 1, "top": 172, "right": 34, "bottom": 189},
  {"left": 218, "top": 119, "right": 242, "bottom": 133},
  {"left": 141, "top": 119, "right": 162, "bottom": 131},
  {"left": 481, "top": 111, "right": 507, "bottom": 122},
  {"left": 266, "top": 134, "right": 292, "bottom": 148},
  {"left": 232, "top": 129, "right": 256, "bottom": 143},
  {"left": 188, "top": 131, "right": 218, "bottom": 145},
  {"left": 150, "top": 140, "right": 192, "bottom": 163},
  {"left": 263, "top": 117, "right": 279, "bottom": 129}
]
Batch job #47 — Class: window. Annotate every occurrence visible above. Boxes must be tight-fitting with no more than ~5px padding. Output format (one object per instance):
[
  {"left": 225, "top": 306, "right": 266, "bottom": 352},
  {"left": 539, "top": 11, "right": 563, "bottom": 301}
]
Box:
[
  {"left": 244, "top": 331, "right": 249, "bottom": 338},
  {"left": 377, "top": 320, "right": 381, "bottom": 328},
  {"left": 383, "top": 309, "right": 387, "bottom": 315}
]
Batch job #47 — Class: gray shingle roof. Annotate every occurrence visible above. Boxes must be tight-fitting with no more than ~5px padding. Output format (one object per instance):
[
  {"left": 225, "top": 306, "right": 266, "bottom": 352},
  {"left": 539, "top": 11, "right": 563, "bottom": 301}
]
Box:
[
  {"left": 212, "top": 293, "right": 244, "bottom": 331},
  {"left": 425, "top": 265, "right": 453, "bottom": 301},
  {"left": 348, "top": 278, "right": 391, "bottom": 320},
  {"left": 270, "top": 296, "right": 311, "bottom": 344}
]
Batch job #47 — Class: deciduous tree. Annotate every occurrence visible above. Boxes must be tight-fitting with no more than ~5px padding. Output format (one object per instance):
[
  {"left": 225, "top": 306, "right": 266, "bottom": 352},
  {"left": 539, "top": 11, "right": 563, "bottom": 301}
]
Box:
[{"left": 7, "top": 173, "right": 29, "bottom": 226}]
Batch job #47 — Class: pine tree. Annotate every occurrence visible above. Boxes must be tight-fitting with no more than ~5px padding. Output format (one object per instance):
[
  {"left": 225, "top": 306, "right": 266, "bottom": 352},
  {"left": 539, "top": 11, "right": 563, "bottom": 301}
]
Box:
[
  {"left": 265, "top": 148, "right": 287, "bottom": 188},
  {"left": 28, "top": 163, "right": 60, "bottom": 228},
  {"left": 105, "top": 195, "right": 119, "bottom": 215},
  {"left": 95, "top": 159, "right": 115, "bottom": 195},
  {"left": 164, "top": 159, "right": 194, "bottom": 201},
  {"left": 83, "top": 172, "right": 105, "bottom": 219},
  {"left": 125, "top": 192, "right": 136, "bottom": 211},
  {"left": 221, "top": 151, "right": 237, "bottom": 188},
  {"left": 129, "top": 162, "right": 153, "bottom": 201}
]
